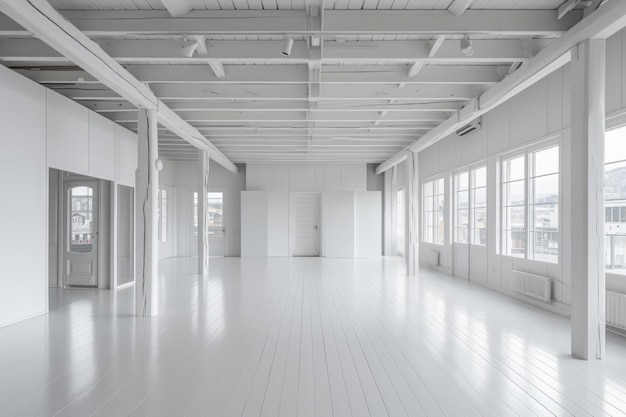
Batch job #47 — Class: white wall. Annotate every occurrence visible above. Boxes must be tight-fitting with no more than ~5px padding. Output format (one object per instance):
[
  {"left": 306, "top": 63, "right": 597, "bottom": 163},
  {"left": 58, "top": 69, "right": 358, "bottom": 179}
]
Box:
[
  {"left": 416, "top": 29, "right": 626, "bottom": 312},
  {"left": 245, "top": 163, "right": 369, "bottom": 257},
  {"left": 419, "top": 67, "right": 570, "bottom": 311},
  {"left": 0, "top": 64, "right": 138, "bottom": 327},
  {"left": 0, "top": 65, "right": 48, "bottom": 327}
]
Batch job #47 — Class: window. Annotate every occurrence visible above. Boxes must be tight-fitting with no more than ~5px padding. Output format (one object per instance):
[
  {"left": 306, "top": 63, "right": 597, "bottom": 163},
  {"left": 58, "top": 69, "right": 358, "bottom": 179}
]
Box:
[
  {"left": 193, "top": 191, "right": 224, "bottom": 235},
  {"left": 501, "top": 143, "right": 559, "bottom": 263},
  {"left": 605, "top": 125, "right": 626, "bottom": 273},
  {"left": 157, "top": 188, "right": 168, "bottom": 243},
  {"left": 453, "top": 171, "right": 469, "bottom": 244},
  {"left": 422, "top": 177, "right": 445, "bottom": 245},
  {"left": 471, "top": 166, "right": 487, "bottom": 245},
  {"left": 454, "top": 166, "right": 487, "bottom": 246}
]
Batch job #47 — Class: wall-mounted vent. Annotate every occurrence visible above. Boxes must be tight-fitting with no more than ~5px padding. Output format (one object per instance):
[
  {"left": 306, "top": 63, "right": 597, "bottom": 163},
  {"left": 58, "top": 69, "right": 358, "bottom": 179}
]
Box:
[
  {"left": 425, "top": 249, "right": 440, "bottom": 267},
  {"left": 511, "top": 270, "right": 551, "bottom": 302},
  {"left": 607, "top": 291, "right": 626, "bottom": 329},
  {"left": 456, "top": 117, "right": 481, "bottom": 137}
]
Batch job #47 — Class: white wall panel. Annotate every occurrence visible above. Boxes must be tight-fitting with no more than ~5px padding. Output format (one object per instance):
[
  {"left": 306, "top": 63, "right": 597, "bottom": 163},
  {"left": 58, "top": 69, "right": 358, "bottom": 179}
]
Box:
[
  {"left": 88, "top": 112, "right": 116, "bottom": 180},
  {"left": 323, "top": 164, "right": 341, "bottom": 191},
  {"left": 547, "top": 68, "right": 565, "bottom": 134},
  {"left": 115, "top": 125, "right": 137, "bottom": 185},
  {"left": 241, "top": 191, "right": 268, "bottom": 257},
  {"left": 486, "top": 101, "right": 511, "bottom": 155},
  {"left": 289, "top": 164, "right": 316, "bottom": 191},
  {"left": 510, "top": 80, "right": 548, "bottom": 147},
  {"left": 355, "top": 192, "right": 382, "bottom": 258},
  {"left": 324, "top": 191, "right": 355, "bottom": 258},
  {"left": 245, "top": 164, "right": 270, "bottom": 191},
  {"left": 0, "top": 65, "right": 47, "bottom": 327},
  {"left": 340, "top": 164, "right": 366, "bottom": 191},
  {"left": 268, "top": 191, "right": 289, "bottom": 256},
  {"left": 606, "top": 32, "right": 623, "bottom": 114},
  {"left": 46, "top": 90, "right": 89, "bottom": 174}
]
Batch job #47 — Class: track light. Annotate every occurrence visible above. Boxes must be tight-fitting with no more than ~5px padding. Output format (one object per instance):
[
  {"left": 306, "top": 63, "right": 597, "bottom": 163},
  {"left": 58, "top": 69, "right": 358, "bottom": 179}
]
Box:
[
  {"left": 281, "top": 36, "right": 294, "bottom": 57},
  {"left": 179, "top": 40, "right": 199, "bottom": 58},
  {"left": 460, "top": 34, "right": 474, "bottom": 56}
]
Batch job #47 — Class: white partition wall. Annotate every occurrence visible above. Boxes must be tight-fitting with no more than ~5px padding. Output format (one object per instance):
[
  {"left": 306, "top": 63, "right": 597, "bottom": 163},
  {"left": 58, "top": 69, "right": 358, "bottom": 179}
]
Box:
[
  {"left": 324, "top": 192, "right": 356, "bottom": 258},
  {"left": 241, "top": 191, "right": 268, "bottom": 257},
  {"left": 355, "top": 192, "right": 382, "bottom": 258},
  {"left": 0, "top": 65, "right": 47, "bottom": 327}
]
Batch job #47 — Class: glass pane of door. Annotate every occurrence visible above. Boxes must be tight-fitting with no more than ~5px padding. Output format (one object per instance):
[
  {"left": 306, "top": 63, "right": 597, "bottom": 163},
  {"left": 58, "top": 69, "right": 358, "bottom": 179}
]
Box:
[{"left": 69, "top": 186, "right": 94, "bottom": 252}]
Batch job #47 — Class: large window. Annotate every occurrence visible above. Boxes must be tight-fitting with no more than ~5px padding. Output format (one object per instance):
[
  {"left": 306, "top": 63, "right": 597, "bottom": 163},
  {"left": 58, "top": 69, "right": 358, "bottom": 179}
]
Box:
[
  {"left": 605, "top": 125, "right": 626, "bottom": 273},
  {"left": 423, "top": 177, "right": 445, "bottom": 245},
  {"left": 453, "top": 165, "right": 487, "bottom": 246},
  {"left": 501, "top": 143, "right": 559, "bottom": 263}
]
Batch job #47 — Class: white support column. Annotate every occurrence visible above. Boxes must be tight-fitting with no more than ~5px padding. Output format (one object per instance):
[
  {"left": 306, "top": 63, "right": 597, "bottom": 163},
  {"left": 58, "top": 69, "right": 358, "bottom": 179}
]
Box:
[
  {"left": 570, "top": 39, "right": 606, "bottom": 360},
  {"left": 197, "top": 148, "right": 210, "bottom": 277},
  {"left": 135, "top": 108, "right": 159, "bottom": 317},
  {"left": 406, "top": 150, "right": 420, "bottom": 275}
]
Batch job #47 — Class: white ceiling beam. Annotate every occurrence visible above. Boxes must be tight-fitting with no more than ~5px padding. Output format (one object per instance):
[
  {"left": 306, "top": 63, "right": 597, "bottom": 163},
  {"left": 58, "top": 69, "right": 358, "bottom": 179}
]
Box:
[
  {"left": 0, "top": 0, "right": 237, "bottom": 173},
  {"left": 0, "top": 10, "right": 580, "bottom": 36},
  {"left": 13, "top": 64, "right": 505, "bottom": 85},
  {"left": 447, "top": 0, "right": 474, "bottom": 16},
  {"left": 52, "top": 83, "right": 484, "bottom": 101},
  {"left": 0, "top": 39, "right": 537, "bottom": 64},
  {"left": 558, "top": 0, "right": 582, "bottom": 20},
  {"left": 160, "top": 0, "right": 192, "bottom": 17},
  {"left": 376, "top": 0, "right": 626, "bottom": 175},
  {"left": 407, "top": 35, "right": 447, "bottom": 79},
  {"left": 208, "top": 61, "right": 226, "bottom": 79}
]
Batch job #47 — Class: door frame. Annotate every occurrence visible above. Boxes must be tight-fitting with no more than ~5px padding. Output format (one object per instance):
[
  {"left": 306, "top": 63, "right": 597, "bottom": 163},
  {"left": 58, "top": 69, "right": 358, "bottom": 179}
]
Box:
[
  {"left": 289, "top": 192, "right": 323, "bottom": 257},
  {"left": 191, "top": 189, "right": 228, "bottom": 257}
]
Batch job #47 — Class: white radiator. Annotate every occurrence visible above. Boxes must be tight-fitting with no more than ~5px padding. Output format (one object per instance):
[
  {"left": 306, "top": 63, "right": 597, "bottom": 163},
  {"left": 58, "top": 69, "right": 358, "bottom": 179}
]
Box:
[
  {"left": 511, "top": 270, "right": 552, "bottom": 303},
  {"left": 607, "top": 291, "right": 626, "bottom": 329},
  {"left": 425, "top": 249, "right": 440, "bottom": 266}
]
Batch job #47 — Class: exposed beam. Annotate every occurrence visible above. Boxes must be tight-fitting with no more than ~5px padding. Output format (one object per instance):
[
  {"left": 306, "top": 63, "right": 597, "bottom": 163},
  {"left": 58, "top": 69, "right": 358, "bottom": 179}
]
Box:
[
  {"left": 558, "top": 0, "right": 582, "bottom": 20},
  {"left": 83, "top": 100, "right": 462, "bottom": 113},
  {"left": 0, "top": 10, "right": 581, "bottom": 37},
  {"left": 407, "top": 35, "right": 447, "bottom": 79},
  {"left": 0, "top": 39, "right": 539, "bottom": 64},
  {"left": 375, "top": 0, "right": 626, "bottom": 174},
  {"left": 208, "top": 61, "right": 226, "bottom": 79},
  {"left": 447, "top": 0, "right": 474, "bottom": 16},
  {"left": 0, "top": 0, "right": 238, "bottom": 173},
  {"left": 160, "top": 0, "right": 192, "bottom": 17},
  {"left": 51, "top": 83, "right": 487, "bottom": 101},
  {"left": 13, "top": 64, "right": 505, "bottom": 85}
]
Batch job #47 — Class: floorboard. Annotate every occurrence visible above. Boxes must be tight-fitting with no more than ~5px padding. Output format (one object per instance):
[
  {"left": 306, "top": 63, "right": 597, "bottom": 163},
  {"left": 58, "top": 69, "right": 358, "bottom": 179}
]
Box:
[{"left": 1, "top": 257, "right": 625, "bottom": 417}]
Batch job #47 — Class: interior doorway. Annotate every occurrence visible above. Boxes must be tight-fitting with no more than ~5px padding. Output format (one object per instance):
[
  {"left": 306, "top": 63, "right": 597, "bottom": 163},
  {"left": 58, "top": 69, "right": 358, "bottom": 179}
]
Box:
[
  {"left": 48, "top": 169, "right": 112, "bottom": 308},
  {"left": 193, "top": 191, "right": 226, "bottom": 257},
  {"left": 292, "top": 193, "right": 321, "bottom": 257}
]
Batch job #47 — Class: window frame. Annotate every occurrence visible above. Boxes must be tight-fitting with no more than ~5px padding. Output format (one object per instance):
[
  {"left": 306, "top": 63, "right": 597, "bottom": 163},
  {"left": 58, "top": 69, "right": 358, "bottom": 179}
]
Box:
[
  {"left": 452, "top": 162, "right": 487, "bottom": 247},
  {"left": 422, "top": 175, "right": 446, "bottom": 246},
  {"left": 604, "top": 123, "right": 626, "bottom": 275},
  {"left": 498, "top": 136, "right": 561, "bottom": 264}
]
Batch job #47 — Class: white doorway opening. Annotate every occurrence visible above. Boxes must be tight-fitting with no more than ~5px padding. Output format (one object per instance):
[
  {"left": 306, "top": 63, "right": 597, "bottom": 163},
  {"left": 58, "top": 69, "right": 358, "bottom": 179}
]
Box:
[{"left": 291, "top": 193, "right": 321, "bottom": 257}]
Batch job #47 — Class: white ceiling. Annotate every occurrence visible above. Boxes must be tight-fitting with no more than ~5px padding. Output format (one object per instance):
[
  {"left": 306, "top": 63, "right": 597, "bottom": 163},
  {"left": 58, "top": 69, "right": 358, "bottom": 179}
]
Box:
[{"left": 0, "top": 0, "right": 598, "bottom": 163}]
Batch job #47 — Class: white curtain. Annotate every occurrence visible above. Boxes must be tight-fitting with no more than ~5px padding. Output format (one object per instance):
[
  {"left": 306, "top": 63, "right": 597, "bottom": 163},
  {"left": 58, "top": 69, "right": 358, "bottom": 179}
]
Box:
[{"left": 406, "top": 150, "right": 419, "bottom": 275}]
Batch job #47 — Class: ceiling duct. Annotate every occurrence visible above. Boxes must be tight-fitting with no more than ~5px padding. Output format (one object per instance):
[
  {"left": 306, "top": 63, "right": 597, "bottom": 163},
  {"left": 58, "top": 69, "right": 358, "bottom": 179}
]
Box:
[{"left": 456, "top": 117, "right": 481, "bottom": 136}]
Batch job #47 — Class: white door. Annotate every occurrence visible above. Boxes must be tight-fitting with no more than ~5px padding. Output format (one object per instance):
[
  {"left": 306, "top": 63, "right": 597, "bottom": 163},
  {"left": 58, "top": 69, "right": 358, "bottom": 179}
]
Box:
[
  {"left": 64, "top": 181, "right": 99, "bottom": 287},
  {"left": 293, "top": 193, "right": 321, "bottom": 257}
]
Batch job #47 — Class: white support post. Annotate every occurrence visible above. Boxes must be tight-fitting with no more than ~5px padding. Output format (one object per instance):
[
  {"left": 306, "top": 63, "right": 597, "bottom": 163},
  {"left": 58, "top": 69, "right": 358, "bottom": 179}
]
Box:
[
  {"left": 135, "top": 108, "right": 159, "bottom": 317},
  {"left": 406, "top": 150, "right": 420, "bottom": 275},
  {"left": 570, "top": 39, "right": 606, "bottom": 360},
  {"left": 198, "top": 148, "right": 210, "bottom": 277}
]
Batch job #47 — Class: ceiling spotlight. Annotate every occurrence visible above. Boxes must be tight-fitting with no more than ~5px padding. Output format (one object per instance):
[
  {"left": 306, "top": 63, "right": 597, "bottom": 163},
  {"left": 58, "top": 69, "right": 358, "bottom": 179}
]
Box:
[
  {"left": 179, "top": 40, "right": 199, "bottom": 58},
  {"left": 460, "top": 35, "right": 474, "bottom": 56},
  {"left": 281, "top": 36, "right": 294, "bottom": 57}
]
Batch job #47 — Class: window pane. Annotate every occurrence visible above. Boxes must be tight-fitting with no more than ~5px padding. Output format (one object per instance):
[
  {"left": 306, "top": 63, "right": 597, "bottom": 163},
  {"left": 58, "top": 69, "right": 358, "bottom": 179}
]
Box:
[
  {"left": 435, "top": 178, "right": 444, "bottom": 194},
  {"left": 605, "top": 160, "right": 626, "bottom": 201},
  {"left": 423, "top": 181, "right": 433, "bottom": 196},
  {"left": 506, "top": 155, "right": 525, "bottom": 181},
  {"left": 455, "top": 171, "right": 469, "bottom": 191},
  {"left": 533, "top": 146, "right": 559, "bottom": 176},
  {"left": 531, "top": 231, "right": 558, "bottom": 263},
  {"left": 505, "top": 206, "right": 525, "bottom": 231},
  {"left": 504, "top": 230, "right": 525, "bottom": 257},
  {"left": 472, "top": 187, "right": 486, "bottom": 207},
  {"left": 505, "top": 181, "right": 525, "bottom": 206},
  {"left": 605, "top": 126, "right": 626, "bottom": 164},
  {"left": 473, "top": 166, "right": 487, "bottom": 188},
  {"left": 531, "top": 174, "right": 559, "bottom": 204},
  {"left": 70, "top": 186, "right": 94, "bottom": 248},
  {"left": 456, "top": 190, "right": 469, "bottom": 210},
  {"left": 532, "top": 204, "right": 559, "bottom": 230}
]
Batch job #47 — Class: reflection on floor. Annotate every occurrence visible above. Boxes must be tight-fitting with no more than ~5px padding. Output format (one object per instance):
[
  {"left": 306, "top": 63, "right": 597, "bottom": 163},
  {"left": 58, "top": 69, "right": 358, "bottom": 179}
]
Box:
[
  {"left": 48, "top": 287, "right": 103, "bottom": 311},
  {"left": 1, "top": 257, "right": 626, "bottom": 416}
]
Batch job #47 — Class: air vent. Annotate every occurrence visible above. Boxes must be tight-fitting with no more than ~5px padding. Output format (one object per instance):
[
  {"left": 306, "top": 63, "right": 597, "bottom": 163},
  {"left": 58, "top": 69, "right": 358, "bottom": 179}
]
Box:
[{"left": 456, "top": 117, "right": 481, "bottom": 137}]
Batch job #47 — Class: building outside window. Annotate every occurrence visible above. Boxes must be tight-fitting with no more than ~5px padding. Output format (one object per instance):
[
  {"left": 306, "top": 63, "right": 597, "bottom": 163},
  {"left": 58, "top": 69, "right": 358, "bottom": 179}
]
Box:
[
  {"left": 422, "top": 177, "right": 445, "bottom": 245},
  {"left": 605, "top": 125, "right": 626, "bottom": 273},
  {"left": 501, "top": 142, "right": 559, "bottom": 263}
]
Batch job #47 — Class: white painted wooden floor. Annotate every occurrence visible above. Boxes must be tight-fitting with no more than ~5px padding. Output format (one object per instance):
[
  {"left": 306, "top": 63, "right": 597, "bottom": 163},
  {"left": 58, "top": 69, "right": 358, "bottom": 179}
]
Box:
[{"left": 1, "top": 257, "right": 626, "bottom": 417}]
